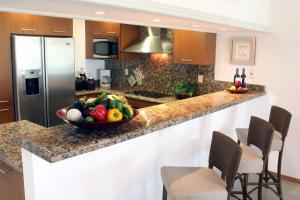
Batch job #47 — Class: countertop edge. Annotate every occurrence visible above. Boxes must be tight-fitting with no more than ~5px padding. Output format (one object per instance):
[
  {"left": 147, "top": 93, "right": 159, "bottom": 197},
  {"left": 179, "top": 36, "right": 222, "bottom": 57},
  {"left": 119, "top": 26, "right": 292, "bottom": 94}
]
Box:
[{"left": 20, "top": 91, "right": 266, "bottom": 163}]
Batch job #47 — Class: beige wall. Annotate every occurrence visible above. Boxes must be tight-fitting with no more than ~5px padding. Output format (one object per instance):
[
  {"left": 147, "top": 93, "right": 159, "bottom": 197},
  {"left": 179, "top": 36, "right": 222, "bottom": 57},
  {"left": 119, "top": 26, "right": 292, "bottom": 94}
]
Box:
[
  {"left": 215, "top": 0, "right": 300, "bottom": 178},
  {"left": 73, "top": 19, "right": 105, "bottom": 78}
]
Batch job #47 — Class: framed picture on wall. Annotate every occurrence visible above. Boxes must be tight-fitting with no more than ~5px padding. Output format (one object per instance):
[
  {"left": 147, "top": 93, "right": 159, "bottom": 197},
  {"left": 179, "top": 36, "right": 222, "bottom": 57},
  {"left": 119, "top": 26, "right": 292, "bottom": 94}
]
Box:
[{"left": 230, "top": 37, "right": 256, "bottom": 65}]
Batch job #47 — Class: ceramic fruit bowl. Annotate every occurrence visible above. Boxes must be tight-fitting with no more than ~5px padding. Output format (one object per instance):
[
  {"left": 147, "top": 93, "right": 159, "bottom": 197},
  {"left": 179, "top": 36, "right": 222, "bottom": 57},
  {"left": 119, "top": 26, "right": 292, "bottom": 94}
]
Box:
[{"left": 56, "top": 107, "right": 139, "bottom": 129}]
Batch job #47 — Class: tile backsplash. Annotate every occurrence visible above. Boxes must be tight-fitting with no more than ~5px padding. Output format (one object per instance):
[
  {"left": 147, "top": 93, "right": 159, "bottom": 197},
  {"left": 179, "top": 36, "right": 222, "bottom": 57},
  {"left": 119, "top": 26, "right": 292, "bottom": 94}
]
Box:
[
  {"left": 105, "top": 27, "right": 218, "bottom": 95},
  {"left": 105, "top": 54, "right": 215, "bottom": 95}
]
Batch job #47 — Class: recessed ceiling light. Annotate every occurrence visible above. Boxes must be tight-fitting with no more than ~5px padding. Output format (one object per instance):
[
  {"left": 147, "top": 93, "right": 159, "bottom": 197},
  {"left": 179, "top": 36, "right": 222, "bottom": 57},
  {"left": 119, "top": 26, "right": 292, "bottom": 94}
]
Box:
[
  {"left": 192, "top": 24, "right": 199, "bottom": 27},
  {"left": 152, "top": 19, "right": 161, "bottom": 22},
  {"left": 95, "top": 11, "right": 106, "bottom": 15},
  {"left": 220, "top": 28, "right": 227, "bottom": 31}
]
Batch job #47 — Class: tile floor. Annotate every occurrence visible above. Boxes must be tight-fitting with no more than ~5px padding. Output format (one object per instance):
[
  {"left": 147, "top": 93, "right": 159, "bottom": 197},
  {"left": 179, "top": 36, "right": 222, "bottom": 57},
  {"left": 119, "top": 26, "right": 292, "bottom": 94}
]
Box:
[{"left": 231, "top": 176, "right": 300, "bottom": 200}]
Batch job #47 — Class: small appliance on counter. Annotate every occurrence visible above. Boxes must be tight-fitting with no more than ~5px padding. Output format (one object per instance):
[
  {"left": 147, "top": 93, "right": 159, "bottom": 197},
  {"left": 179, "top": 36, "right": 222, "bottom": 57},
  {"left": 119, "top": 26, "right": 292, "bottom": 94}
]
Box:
[{"left": 98, "top": 69, "right": 111, "bottom": 89}]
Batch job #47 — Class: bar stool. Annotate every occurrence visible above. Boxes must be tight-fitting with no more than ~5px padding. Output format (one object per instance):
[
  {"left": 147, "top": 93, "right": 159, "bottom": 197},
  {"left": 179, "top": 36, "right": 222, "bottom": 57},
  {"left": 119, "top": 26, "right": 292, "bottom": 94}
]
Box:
[
  {"left": 232, "top": 116, "right": 274, "bottom": 200},
  {"left": 161, "top": 131, "right": 242, "bottom": 200},
  {"left": 236, "top": 106, "right": 292, "bottom": 199}
]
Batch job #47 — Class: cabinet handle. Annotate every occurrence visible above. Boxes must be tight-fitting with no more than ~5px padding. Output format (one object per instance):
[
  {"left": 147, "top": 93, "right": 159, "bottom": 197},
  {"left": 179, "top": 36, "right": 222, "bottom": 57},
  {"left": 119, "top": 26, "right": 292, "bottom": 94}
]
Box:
[
  {"left": 107, "top": 31, "right": 116, "bottom": 34},
  {"left": 0, "top": 100, "right": 9, "bottom": 104},
  {"left": 181, "top": 58, "right": 193, "bottom": 62},
  {"left": 0, "top": 108, "right": 9, "bottom": 112},
  {"left": 0, "top": 168, "right": 5, "bottom": 175},
  {"left": 53, "top": 30, "right": 66, "bottom": 33},
  {"left": 93, "top": 32, "right": 102, "bottom": 35},
  {"left": 21, "top": 28, "right": 36, "bottom": 32}
]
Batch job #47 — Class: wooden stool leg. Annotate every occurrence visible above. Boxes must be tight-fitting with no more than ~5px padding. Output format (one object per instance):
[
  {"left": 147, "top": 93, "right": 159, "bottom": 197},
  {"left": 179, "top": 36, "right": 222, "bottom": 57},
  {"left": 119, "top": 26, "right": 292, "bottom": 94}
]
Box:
[
  {"left": 277, "top": 150, "right": 284, "bottom": 200},
  {"left": 264, "top": 158, "right": 269, "bottom": 184},
  {"left": 243, "top": 174, "right": 248, "bottom": 200},
  {"left": 162, "top": 185, "right": 167, "bottom": 200},
  {"left": 258, "top": 173, "right": 263, "bottom": 200}
]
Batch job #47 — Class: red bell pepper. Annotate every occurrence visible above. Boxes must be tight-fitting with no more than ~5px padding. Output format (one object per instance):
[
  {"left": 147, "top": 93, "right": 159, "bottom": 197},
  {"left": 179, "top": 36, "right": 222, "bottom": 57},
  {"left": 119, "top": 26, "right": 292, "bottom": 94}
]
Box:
[{"left": 90, "top": 105, "right": 107, "bottom": 122}]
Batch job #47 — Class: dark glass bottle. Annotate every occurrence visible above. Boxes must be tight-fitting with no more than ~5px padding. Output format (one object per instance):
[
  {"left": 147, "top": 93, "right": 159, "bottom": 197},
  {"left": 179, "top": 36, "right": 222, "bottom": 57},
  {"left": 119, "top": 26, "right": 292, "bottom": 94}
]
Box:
[
  {"left": 241, "top": 68, "right": 247, "bottom": 88},
  {"left": 87, "top": 74, "right": 96, "bottom": 90},
  {"left": 79, "top": 68, "right": 88, "bottom": 90},
  {"left": 234, "top": 68, "right": 241, "bottom": 83},
  {"left": 75, "top": 74, "right": 83, "bottom": 91}
]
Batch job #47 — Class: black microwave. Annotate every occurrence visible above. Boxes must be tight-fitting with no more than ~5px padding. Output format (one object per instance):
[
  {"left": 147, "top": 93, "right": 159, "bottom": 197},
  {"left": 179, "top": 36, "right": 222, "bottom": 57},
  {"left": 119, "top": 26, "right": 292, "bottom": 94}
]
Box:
[{"left": 93, "top": 38, "right": 118, "bottom": 59}]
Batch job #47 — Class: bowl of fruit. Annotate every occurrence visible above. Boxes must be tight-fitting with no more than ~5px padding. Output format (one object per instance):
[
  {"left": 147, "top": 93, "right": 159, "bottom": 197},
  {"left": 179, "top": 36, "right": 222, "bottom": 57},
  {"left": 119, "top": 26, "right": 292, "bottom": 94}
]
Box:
[
  {"left": 226, "top": 81, "right": 250, "bottom": 94},
  {"left": 56, "top": 92, "right": 138, "bottom": 128}
]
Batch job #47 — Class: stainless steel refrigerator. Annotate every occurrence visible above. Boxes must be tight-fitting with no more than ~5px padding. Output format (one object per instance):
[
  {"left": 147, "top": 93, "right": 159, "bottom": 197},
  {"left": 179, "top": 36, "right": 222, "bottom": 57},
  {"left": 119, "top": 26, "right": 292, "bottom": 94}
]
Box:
[{"left": 12, "top": 35, "right": 75, "bottom": 127}]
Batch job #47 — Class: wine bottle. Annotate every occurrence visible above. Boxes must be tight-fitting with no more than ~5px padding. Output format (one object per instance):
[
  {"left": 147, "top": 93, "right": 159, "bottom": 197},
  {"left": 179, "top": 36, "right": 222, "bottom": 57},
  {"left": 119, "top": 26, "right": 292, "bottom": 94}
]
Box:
[
  {"left": 233, "top": 68, "right": 241, "bottom": 83},
  {"left": 241, "top": 68, "right": 247, "bottom": 88}
]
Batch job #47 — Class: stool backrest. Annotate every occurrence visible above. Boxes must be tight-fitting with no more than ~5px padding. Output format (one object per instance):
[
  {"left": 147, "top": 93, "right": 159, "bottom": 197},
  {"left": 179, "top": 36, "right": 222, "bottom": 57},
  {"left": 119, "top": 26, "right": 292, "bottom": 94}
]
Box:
[
  {"left": 247, "top": 116, "right": 274, "bottom": 159},
  {"left": 269, "top": 106, "right": 292, "bottom": 139},
  {"left": 209, "top": 131, "right": 242, "bottom": 192}
]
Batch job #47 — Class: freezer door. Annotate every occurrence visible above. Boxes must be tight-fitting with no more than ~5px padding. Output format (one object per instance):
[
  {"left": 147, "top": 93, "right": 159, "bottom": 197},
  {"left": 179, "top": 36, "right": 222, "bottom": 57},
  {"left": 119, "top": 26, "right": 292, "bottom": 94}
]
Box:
[
  {"left": 12, "top": 35, "right": 47, "bottom": 126},
  {"left": 44, "top": 37, "right": 75, "bottom": 127}
]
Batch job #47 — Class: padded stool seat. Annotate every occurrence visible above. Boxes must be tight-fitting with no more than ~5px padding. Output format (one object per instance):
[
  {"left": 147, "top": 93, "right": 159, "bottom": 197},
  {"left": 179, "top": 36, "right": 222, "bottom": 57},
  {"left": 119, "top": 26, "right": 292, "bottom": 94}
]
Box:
[
  {"left": 161, "top": 166, "right": 227, "bottom": 200},
  {"left": 238, "top": 145, "right": 263, "bottom": 174},
  {"left": 236, "top": 128, "right": 283, "bottom": 151}
]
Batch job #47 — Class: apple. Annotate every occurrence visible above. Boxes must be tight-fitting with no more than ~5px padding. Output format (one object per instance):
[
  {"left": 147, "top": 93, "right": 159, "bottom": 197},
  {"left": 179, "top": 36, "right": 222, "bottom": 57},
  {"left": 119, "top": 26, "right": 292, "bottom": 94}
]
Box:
[
  {"left": 237, "top": 87, "right": 243, "bottom": 92},
  {"left": 235, "top": 81, "right": 242, "bottom": 88}
]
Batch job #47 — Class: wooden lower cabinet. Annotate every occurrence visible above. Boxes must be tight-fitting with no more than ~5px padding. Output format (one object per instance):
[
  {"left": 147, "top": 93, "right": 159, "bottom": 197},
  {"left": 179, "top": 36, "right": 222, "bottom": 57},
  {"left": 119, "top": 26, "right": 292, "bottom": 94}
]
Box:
[
  {"left": 75, "top": 94, "right": 98, "bottom": 100},
  {"left": 0, "top": 105, "right": 14, "bottom": 124},
  {"left": 0, "top": 160, "right": 25, "bottom": 200},
  {"left": 0, "top": 12, "right": 14, "bottom": 107},
  {"left": 76, "top": 94, "right": 159, "bottom": 109},
  {"left": 126, "top": 98, "right": 159, "bottom": 109}
]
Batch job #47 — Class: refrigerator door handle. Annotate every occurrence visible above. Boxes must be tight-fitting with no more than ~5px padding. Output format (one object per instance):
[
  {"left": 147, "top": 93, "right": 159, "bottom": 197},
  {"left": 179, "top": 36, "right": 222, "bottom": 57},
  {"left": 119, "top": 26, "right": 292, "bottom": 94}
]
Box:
[{"left": 42, "top": 37, "right": 50, "bottom": 127}]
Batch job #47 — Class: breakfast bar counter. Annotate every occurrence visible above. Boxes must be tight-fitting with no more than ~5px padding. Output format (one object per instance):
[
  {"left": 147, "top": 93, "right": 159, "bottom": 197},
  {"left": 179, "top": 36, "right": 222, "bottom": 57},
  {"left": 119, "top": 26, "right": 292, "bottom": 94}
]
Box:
[
  {"left": 1, "top": 89, "right": 265, "bottom": 166},
  {"left": 0, "top": 88, "right": 269, "bottom": 200}
]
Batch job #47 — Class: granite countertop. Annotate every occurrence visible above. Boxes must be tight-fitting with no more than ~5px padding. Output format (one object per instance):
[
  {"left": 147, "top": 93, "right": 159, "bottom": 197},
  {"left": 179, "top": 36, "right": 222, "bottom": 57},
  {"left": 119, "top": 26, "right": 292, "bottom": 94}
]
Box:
[
  {"left": 2, "top": 89, "right": 266, "bottom": 167},
  {"left": 0, "top": 121, "right": 43, "bottom": 173},
  {"left": 75, "top": 88, "right": 176, "bottom": 104}
]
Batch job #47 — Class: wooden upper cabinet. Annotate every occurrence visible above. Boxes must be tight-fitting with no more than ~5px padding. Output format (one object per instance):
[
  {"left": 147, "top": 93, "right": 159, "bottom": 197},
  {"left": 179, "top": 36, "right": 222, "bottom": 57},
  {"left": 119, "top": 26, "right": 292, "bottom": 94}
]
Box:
[
  {"left": 119, "top": 24, "right": 140, "bottom": 61},
  {"left": 0, "top": 105, "right": 14, "bottom": 124},
  {"left": 10, "top": 13, "right": 44, "bottom": 35},
  {"left": 85, "top": 20, "right": 121, "bottom": 59},
  {"left": 173, "top": 30, "right": 216, "bottom": 65},
  {"left": 43, "top": 16, "right": 73, "bottom": 36},
  {"left": 86, "top": 20, "right": 120, "bottom": 37},
  {"left": 0, "top": 12, "right": 14, "bottom": 107}
]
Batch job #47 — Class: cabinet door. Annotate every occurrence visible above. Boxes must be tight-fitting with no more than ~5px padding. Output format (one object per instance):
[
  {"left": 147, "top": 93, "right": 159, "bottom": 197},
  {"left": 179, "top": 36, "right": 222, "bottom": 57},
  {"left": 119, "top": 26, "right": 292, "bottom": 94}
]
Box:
[
  {"left": 100, "top": 22, "right": 120, "bottom": 36},
  {"left": 10, "top": 13, "right": 44, "bottom": 35},
  {"left": 86, "top": 21, "right": 120, "bottom": 36},
  {"left": 43, "top": 16, "right": 73, "bottom": 36},
  {"left": 85, "top": 20, "right": 101, "bottom": 58},
  {"left": 0, "top": 12, "right": 13, "bottom": 106},
  {"left": 0, "top": 105, "right": 14, "bottom": 124},
  {"left": 0, "top": 160, "right": 25, "bottom": 200},
  {"left": 120, "top": 24, "right": 140, "bottom": 61},
  {"left": 126, "top": 98, "right": 159, "bottom": 109},
  {"left": 173, "top": 30, "right": 216, "bottom": 65}
]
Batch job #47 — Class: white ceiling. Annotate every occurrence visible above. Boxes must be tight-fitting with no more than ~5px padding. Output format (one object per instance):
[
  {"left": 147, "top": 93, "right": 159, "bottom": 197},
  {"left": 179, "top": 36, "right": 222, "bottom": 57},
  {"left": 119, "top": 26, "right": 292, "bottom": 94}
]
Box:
[{"left": 0, "top": 0, "right": 267, "bottom": 33}]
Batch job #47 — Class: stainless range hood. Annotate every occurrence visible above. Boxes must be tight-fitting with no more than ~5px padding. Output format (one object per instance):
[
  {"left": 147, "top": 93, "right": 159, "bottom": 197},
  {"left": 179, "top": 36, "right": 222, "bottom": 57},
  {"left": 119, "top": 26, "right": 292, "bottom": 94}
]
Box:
[{"left": 124, "top": 27, "right": 173, "bottom": 54}]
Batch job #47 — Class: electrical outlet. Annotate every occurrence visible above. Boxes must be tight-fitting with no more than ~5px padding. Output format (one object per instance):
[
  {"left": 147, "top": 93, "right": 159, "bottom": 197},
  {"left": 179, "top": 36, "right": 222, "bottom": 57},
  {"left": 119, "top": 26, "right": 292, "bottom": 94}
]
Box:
[
  {"left": 125, "top": 68, "right": 129, "bottom": 76},
  {"left": 249, "top": 68, "right": 255, "bottom": 79},
  {"left": 198, "top": 75, "right": 204, "bottom": 83}
]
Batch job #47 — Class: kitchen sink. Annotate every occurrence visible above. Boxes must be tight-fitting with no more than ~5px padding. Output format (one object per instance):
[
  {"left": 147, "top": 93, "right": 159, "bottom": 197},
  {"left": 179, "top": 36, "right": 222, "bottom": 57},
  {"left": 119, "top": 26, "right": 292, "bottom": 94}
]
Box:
[{"left": 126, "top": 90, "right": 174, "bottom": 99}]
